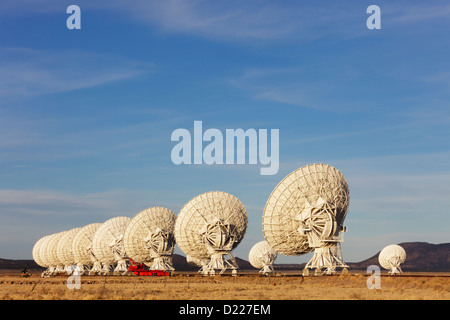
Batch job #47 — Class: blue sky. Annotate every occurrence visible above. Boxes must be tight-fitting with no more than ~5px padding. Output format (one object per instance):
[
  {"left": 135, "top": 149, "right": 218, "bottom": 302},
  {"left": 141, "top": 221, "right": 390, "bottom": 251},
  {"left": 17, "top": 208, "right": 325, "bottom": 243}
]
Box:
[{"left": 0, "top": 0, "right": 449, "bottom": 264}]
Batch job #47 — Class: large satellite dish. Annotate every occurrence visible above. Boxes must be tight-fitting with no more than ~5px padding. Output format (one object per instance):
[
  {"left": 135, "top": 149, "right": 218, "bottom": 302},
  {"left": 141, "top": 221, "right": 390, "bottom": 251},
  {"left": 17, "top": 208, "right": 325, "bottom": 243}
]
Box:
[
  {"left": 248, "top": 241, "right": 278, "bottom": 275},
  {"left": 56, "top": 227, "right": 82, "bottom": 274},
  {"left": 124, "top": 207, "right": 176, "bottom": 271},
  {"left": 38, "top": 234, "right": 57, "bottom": 277},
  {"left": 263, "top": 163, "right": 350, "bottom": 275},
  {"left": 92, "top": 216, "right": 131, "bottom": 275},
  {"left": 32, "top": 234, "right": 52, "bottom": 276},
  {"left": 379, "top": 244, "right": 406, "bottom": 275},
  {"left": 32, "top": 235, "right": 49, "bottom": 268},
  {"left": 175, "top": 191, "right": 248, "bottom": 275},
  {"left": 72, "top": 223, "right": 103, "bottom": 275},
  {"left": 44, "top": 231, "right": 68, "bottom": 275}
]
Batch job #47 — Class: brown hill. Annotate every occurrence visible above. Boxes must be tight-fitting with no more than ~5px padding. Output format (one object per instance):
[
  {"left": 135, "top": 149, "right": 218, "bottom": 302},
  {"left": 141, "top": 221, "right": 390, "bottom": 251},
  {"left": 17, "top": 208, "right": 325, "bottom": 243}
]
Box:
[
  {"left": 347, "top": 242, "right": 450, "bottom": 272},
  {"left": 272, "top": 242, "right": 450, "bottom": 272},
  {"left": 0, "top": 258, "right": 40, "bottom": 270}
]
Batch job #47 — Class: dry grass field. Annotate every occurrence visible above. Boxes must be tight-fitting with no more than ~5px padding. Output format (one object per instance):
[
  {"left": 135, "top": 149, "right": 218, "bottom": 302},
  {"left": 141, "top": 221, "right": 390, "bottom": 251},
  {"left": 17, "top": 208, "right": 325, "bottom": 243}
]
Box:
[{"left": 0, "top": 269, "right": 449, "bottom": 300}]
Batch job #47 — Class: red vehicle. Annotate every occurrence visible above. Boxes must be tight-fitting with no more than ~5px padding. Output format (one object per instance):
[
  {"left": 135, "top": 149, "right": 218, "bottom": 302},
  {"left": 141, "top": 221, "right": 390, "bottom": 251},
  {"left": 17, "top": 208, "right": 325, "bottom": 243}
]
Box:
[{"left": 128, "top": 259, "right": 170, "bottom": 276}]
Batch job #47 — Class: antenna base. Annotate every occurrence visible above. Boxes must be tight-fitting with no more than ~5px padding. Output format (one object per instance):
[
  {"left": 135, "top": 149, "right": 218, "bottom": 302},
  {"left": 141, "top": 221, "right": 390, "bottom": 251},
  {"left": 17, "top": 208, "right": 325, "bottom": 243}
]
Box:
[
  {"left": 203, "top": 252, "right": 238, "bottom": 276},
  {"left": 259, "top": 264, "right": 275, "bottom": 275},
  {"left": 149, "top": 256, "right": 175, "bottom": 271},
  {"left": 305, "top": 245, "right": 348, "bottom": 274}
]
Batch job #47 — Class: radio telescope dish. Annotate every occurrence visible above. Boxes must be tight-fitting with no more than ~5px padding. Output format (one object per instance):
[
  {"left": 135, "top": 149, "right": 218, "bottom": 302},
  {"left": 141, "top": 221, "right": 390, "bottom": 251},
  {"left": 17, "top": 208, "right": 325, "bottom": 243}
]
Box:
[
  {"left": 32, "top": 235, "right": 51, "bottom": 268},
  {"left": 56, "top": 227, "right": 82, "bottom": 274},
  {"left": 379, "top": 244, "right": 406, "bottom": 275},
  {"left": 124, "top": 207, "right": 176, "bottom": 271},
  {"left": 33, "top": 234, "right": 55, "bottom": 277},
  {"left": 248, "top": 241, "right": 277, "bottom": 275},
  {"left": 72, "top": 223, "right": 103, "bottom": 275},
  {"left": 44, "top": 231, "right": 68, "bottom": 275},
  {"left": 33, "top": 235, "right": 53, "bottom": 277},
  {"left": 175, "top": 191, "right": 248, "bottom": 275},
  {"left": 92, "top": 216, "right": 131, "bottom": 275},
  {"left": 263, "top": 163, "right": 350, "bottom": 275},
  {"left": 37, "top": 234, "right": 56, "bottom": 277}
]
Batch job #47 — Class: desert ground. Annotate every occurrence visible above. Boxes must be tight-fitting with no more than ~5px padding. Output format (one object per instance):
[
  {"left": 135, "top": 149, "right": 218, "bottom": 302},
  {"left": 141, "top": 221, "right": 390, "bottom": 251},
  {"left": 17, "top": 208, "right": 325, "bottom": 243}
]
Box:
[{"left": 0, "top": 269, "right": 448, "bottom": 300}]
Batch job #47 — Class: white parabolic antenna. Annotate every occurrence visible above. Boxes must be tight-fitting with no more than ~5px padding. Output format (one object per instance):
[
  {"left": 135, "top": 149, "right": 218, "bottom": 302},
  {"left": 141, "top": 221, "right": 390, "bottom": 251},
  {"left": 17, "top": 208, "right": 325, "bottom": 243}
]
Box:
[
  {"left": 248, "top": 241, "right": 278, "bottom": 274},
  {"left": 378, "top": 244, "right": 406, "bottom": 275},
  {"left": 32, "top": 235, "right": 50, "bottom": 268},
  {"left": 92, "top": 216, "right": 131, "bottom": 274},
  {"left": 72, "top": 223, "right": 103, "bottom": 274},
  {"left": 262, "top": 163, "right": 350, "bottom": 274},
  {"left": 44, "top": 231, "right": 68, "bottom": 275},
  {"left": 32, "top": 235, "right": 52, "bottom": 273},
  {"left": 124, "top": 207, "right": 176, "bottom": 271},
  {"left": 38, "top": 234, "right": 58, "bottom": 277},
  {"left": 175, "top": 191, "right": 248, "bottom": 275},
  {"left": 56, "top": 227, "right": 82, "bottom": 274}
]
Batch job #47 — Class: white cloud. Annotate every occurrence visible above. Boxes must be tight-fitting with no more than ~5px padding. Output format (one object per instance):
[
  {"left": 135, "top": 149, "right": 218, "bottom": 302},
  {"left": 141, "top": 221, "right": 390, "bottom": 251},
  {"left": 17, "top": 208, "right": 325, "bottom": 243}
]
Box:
[
  {"left": 227, "top": 61, "right": 390, "bottom": 112},
  {"left": 0, "top": 1, "right": 365, "bottom": 42},
  {"left": 0, "top": 188, "right": 137, "bottom": 258},
  {"left": 126, "top": 0, "right": 309, "bottom": 41},
  {"left": 113, "top": 0, "right": 450, "bottom": 42},
  {"left": 385, "top": 1, "right": 450, "bottom": 23},
  {"left": 0, "top": 47, "right": 151, "bottom": 97},
  {"left": 0, "top": 109, "right": 174, "bottom": 164},
  {"left": 2, "top": 1, "right": 449, "bottom": 42},
  {"left": 0, "top": 188, "right": 141, "bottom": 217}
]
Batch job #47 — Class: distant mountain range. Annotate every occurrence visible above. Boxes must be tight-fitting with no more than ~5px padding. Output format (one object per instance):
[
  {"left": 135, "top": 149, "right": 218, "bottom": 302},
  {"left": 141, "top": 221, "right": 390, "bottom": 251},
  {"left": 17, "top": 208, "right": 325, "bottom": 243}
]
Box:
[
  {"left": 346, "top": 242, "right": 450, "bottom": 272},
  {"left": 1, "top": 242, "right": 448, "bottom": 272}
]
